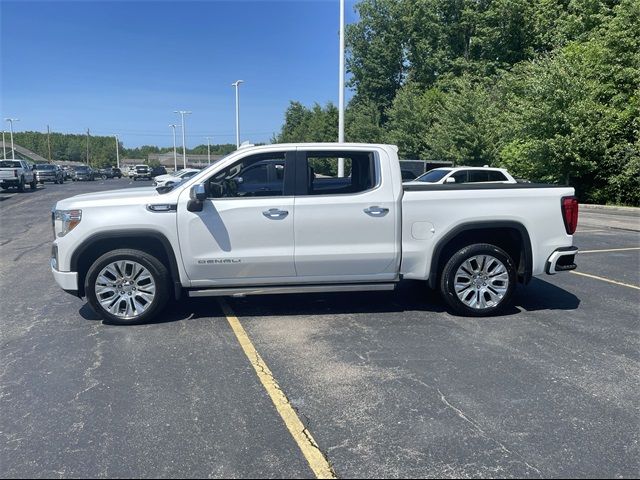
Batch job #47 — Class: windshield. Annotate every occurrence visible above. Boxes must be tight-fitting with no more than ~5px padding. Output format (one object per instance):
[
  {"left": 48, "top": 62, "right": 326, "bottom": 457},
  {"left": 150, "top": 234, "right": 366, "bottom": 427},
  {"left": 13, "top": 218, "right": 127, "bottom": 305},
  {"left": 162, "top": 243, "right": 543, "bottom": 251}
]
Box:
[
  {"left": 174, "top": 169, "right": 193, "bottom": 178},
  {"left": 75, "top": 166, "right": 90, "bottom": 172},
  {"left": 415, "top": 169, "right": 451, "bottom": 183},
  {"left": 0, "top": 161, "right": 21, "bottom": 168},
  {"left": 35, "top": 164, "right": 55, "bottom": 170}
]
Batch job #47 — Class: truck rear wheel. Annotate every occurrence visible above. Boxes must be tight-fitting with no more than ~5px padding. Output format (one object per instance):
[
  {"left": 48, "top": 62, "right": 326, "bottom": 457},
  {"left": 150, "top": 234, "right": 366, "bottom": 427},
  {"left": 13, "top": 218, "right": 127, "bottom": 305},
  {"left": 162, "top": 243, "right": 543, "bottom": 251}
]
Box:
[
  {"left": 440, "top": 243, "right": 516, "bottom": 316},
  {"left": 17, "top": 177, "right": 25, "bottom": 192},
  {"left": 85, "top": 249, "right": 170, "bottom": 325}
]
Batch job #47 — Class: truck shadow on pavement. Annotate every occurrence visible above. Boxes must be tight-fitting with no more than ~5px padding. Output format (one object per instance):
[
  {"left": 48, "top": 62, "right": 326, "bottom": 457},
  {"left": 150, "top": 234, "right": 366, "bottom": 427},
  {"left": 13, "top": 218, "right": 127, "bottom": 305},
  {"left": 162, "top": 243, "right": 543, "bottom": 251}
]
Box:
[{"left": 80, "top": 277, "right": 580, "bottom": 324}]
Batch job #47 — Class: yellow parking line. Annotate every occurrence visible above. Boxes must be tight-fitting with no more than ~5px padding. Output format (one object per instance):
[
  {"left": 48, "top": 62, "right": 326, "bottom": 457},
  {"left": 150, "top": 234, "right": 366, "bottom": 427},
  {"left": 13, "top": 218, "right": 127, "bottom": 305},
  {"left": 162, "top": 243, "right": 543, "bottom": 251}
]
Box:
[
  {"left": 570, "top": 271, "right": 640, "bottom": 290},
  {"left": 218, "top": 299, "right": 337, "bottom": 479},
  {"left": 579, "top": 247, "right": 640, "bottom": 254}
]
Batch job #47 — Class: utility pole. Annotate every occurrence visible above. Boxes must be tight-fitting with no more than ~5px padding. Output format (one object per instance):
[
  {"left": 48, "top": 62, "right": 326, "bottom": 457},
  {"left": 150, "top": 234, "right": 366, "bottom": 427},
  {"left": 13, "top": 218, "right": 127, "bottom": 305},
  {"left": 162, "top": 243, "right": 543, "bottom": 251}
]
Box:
[
  {"left": 206, "top": 136, "right": 212, "bottom": 165},
  {"left": 47, "top": 125, "right": 52, "bottom": 162},
  {"left": 113, "top": 134, "right": 120, "bottom": 169},
  {"left": 174, "top": 111, "right": 191, "bottom": 169},
  {"left": 338, "top": 0, "right": 345, "bottom": 177},
  {"left": 232, "top": 80, "right": 244, "bottom": 148},
  {"left": 86, "top": 128, "right": 90, "bottom": 165},
  {"left": 5, "top": 118, "right": 19, "bottom": 161}
]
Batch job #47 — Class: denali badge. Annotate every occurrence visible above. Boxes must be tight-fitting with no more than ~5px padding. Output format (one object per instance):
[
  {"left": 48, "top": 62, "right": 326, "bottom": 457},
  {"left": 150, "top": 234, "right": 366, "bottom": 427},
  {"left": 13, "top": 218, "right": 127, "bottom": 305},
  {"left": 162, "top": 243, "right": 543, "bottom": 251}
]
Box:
[{"left": 197, "top": 259, "right": 242, "bottom": 264}]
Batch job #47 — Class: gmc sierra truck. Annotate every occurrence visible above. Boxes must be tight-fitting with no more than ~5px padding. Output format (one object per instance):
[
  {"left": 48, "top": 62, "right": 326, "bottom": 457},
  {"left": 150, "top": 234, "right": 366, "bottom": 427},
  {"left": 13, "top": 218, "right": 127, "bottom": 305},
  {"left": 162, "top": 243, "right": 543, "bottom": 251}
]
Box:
[
  {"left": 50, "top": 143, "right": 579, "bottom": 325},
  {"left": 0, "top": 160, "right": 37, "bottom": 191}
]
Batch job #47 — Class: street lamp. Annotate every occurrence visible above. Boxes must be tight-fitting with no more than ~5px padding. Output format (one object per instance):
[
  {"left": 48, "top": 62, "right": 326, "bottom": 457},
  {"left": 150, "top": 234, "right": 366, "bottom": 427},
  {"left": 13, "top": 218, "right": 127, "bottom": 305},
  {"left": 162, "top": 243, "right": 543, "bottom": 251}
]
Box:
[
  {"left": 2, "top": 130, "right": 6, "bottom": 160},
  {"left": 4, "top": 118, "right": 19, "bottom": 161},
  {"left": 169, "top": 124, "right": 180, "bottom": 171},
  {"left": 113, "top": 134, "right": 120, "bottom": 169},
  {"left": 338, "top": 0, "right": 345, "bottom": 177},
  {"left": 232, "top": 80, "right": 244, "bottom": 148},
  {"left": 174, "top": 110, "right": 191, "bottom": 168}
]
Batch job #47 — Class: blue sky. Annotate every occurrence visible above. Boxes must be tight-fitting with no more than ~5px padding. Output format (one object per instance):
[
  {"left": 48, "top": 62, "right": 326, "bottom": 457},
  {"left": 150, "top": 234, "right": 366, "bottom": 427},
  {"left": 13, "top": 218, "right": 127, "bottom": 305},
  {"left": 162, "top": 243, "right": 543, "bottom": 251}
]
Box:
[{"left": 1, "top": 0, "right": 358, "bottom": 148}]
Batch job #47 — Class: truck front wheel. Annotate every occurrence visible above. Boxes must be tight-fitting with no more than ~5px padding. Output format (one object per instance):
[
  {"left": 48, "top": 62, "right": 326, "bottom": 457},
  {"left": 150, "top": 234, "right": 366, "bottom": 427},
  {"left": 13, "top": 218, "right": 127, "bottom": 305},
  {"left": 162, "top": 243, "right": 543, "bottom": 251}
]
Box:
[
  {"left": 440, "top": 243, "right": 516, "bottom": 316},
  {"left": 85, "top": 249, "right": 170, "bottom": 325}
]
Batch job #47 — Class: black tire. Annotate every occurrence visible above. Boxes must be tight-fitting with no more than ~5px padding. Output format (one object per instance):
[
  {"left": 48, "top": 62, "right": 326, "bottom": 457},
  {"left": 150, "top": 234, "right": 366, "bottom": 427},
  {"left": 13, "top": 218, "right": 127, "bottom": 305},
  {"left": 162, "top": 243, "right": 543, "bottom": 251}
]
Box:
[
  {"left": 17, "top": 177, "right": 25, "bottom": 192},
  {"left": 439, "top": 243, "right": 516, "bottom": 317},
  {"left": 85, "top": 248, "right": 171, "bottom": 325}
]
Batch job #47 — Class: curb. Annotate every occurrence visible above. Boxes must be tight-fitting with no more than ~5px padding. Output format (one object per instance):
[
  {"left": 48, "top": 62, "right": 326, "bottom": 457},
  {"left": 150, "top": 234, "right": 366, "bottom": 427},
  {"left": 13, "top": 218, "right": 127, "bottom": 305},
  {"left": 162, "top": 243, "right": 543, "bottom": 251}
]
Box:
[{"left": 580, "top": 204, "right": 640, "bottom": 214}]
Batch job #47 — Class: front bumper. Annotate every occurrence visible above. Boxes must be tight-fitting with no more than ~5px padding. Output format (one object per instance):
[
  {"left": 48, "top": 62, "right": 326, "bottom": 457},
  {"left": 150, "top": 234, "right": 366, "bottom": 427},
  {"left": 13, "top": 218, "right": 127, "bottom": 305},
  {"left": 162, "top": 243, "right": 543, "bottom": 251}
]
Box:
[
  {"left": 36, "top": 174, "right": 57, "bottom": 182},
  {"left": 546, "top": 246, "right": 578, "bottom": 274},
  {"left": 51, "top": 263, "right": 79, "bottom": 292}
]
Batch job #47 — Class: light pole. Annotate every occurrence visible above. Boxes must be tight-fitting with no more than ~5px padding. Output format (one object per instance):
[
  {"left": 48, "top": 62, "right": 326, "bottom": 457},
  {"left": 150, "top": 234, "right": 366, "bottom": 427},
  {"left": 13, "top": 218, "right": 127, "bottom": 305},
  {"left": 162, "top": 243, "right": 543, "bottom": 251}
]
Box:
[
  {"left": 113, "top": 134, "right": 120, "bottom": 169},
  {"left": 169, "top": 124, "right": 179, "bottom": 171},
  {"left": 2, "top": 130, "right": 6, "bottom": 159},
  {"left": 232, "top": 80, "right": 244, "bottom": 148},
  {"left": 337, "top": 0, "right": 346, "bottom": 177},
  {"left": 5, "top": 118, "right": 19, "bottom": 161},
  {"left": 206, "top": 136, "right": 212, "bottom": 165},
  {"left": 174, "top": 110, "right": 191, "bottom": 168}
]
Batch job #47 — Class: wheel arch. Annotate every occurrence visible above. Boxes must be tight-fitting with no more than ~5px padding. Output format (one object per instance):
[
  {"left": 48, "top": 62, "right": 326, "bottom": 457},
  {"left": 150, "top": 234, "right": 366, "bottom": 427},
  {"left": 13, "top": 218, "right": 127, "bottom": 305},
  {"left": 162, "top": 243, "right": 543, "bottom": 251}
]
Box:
[
  {"left": 70, "top": 230, "right": 182, "bottom": 299},
  {"left": 428, "top": 221, "right": 533, "bottom": 289}
]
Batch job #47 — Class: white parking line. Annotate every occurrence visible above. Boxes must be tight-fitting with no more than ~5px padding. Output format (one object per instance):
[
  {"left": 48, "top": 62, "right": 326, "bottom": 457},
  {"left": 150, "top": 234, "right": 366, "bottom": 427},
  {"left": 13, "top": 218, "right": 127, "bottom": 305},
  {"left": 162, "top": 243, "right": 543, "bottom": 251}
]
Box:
[
  {"left": 570, "top": 271, "right": 640, "bottom": 290},
  {"left": 579, "top": 247, "right": 640, "bottom": 254}
]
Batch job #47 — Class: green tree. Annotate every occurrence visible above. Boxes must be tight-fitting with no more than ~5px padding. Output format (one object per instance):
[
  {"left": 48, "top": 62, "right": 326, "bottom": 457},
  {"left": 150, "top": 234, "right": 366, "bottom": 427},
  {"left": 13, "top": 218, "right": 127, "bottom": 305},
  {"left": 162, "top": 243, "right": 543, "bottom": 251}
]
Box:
[{"left": 385, "top": 82, "right": 444, "bottom": 159}]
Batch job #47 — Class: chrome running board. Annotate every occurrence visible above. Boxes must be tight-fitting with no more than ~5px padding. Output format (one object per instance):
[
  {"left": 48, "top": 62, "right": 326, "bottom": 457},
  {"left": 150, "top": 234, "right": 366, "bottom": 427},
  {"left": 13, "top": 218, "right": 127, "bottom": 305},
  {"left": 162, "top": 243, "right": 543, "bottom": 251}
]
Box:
[{"left": 187, "top": 282, "right": 397, "bottom": 298}]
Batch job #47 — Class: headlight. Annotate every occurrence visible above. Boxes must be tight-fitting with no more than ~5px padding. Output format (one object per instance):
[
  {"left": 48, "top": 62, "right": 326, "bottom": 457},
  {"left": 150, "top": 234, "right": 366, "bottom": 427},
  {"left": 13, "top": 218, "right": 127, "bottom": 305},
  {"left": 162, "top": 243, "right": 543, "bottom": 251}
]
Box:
[{"left": 53, "top": 209, "right": 82, "bottom": 237}]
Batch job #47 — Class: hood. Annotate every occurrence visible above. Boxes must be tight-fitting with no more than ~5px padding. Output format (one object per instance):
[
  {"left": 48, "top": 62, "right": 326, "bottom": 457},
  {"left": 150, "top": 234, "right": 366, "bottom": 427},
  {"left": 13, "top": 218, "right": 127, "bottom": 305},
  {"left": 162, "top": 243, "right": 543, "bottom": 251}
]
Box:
[{"left": 55, "top": 186, "right": 167, "bottom": 210}]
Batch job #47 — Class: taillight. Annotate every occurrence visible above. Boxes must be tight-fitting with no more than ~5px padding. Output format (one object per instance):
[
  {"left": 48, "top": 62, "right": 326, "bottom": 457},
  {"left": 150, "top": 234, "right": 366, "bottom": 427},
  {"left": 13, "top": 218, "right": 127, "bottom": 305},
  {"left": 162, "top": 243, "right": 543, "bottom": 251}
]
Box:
[{"left": 561, "top": 196, "right": 579, "bottom": 235}]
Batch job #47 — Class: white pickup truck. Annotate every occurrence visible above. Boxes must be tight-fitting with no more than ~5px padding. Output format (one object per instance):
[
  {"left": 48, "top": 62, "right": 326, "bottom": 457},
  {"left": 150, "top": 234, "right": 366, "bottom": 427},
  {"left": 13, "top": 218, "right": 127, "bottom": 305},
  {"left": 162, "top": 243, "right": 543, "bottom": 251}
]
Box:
[
  {"left": 50, "top": 143, "right": 579, "bottom": 325},
  {"left": 0, "top": 159, "right": 37, "bottom": 191}
]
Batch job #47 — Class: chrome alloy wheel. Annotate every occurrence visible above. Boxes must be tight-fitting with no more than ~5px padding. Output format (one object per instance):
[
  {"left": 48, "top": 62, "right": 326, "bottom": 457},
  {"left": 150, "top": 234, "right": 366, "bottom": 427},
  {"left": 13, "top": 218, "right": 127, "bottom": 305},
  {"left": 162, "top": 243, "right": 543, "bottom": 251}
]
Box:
[
  {"left": 454, "top": 255, "right": 509, "bottom": 310},
  {"left": 94, "top": 260, "right": 156, "bottom": 319}
]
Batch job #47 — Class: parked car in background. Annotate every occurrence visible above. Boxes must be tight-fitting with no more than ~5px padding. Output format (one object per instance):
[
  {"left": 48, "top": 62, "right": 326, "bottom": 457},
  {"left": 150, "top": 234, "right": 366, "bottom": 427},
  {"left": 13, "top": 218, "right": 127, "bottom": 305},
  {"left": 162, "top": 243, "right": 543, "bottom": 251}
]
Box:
[
  {"left": 34, "top": 164, "right": 64, "bottom": 184},
  {"left": 151, "top": 166, "right": 167, "bottom": 178},
  {"left": 62, "top": 166, "right": 74, "bottom": 180},
  {"left": 0, "top": 160, "right": 37, "bottom": 191},
  {"left": 408, "top": 166, "right": 517, "bottom": 185},
  {"left": 401, "top": 169, "right": 417, "bottom": 181},
  {"left": 72, "top": 165, "right": 95, "bottom": 181},
  {"left": 96, "top": 167, "right": 122, "bottom": 179},
  {"left": 132, "top": 164, "right": 152, "bottom": 181},
  {"left": 126, "top": 166, "right": 136, "bottom": 177},
  {"left": 153, "top": 168, "right": 200, "bottom": 187}
]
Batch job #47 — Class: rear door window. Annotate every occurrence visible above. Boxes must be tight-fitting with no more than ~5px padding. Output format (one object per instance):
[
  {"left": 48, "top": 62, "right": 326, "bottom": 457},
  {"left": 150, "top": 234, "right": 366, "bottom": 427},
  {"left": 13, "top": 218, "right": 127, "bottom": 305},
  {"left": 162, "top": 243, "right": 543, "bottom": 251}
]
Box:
[
  {"left": 301, "top": 151, "right": 376, "bottom": 195},
  {"left": 468, "top": 170, "right": 489, "bottom": 182}
]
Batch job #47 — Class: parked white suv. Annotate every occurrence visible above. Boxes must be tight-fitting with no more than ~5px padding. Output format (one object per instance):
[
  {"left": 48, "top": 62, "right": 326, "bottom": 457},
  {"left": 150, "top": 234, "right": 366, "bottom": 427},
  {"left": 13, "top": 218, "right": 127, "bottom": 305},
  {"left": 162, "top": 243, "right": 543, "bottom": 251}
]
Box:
[
  {"left": 51, "top": 143, "right": 579, "bottom": 325},
  {"left": 409, "top": 166, "right": 516, "bottom": 184},
  {"left": 153, "top": 168, "right": 200, "bottom": 188}
]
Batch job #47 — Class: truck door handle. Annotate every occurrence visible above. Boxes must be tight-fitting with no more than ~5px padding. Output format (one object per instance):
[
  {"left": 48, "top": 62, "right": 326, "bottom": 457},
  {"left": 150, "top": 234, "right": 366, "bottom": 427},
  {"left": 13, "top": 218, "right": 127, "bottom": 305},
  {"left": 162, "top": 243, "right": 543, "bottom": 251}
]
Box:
[
  {"left": 364, "top": 206, "right": 389, "bottom": 217},
  {"left": 262, "top": 208, "right": 289, "bottom": 219}
]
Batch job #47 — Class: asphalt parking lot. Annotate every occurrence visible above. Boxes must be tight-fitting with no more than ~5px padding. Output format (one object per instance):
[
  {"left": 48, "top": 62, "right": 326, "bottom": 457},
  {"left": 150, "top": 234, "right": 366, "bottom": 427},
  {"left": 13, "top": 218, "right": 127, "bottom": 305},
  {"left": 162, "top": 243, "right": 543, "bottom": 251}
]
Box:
[{"left": 1, "top": 179, "right": 639, "bottom": 478}]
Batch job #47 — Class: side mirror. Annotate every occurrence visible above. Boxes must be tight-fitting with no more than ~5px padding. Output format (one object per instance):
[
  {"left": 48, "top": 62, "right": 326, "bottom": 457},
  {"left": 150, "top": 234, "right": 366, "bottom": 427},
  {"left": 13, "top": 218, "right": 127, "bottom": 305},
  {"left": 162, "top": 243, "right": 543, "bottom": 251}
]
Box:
[
  {"left": 445, "top": 177, "right": 456, "bottom": 184},
  {"left": 187, "top": 184, "right": 207, "bottom": 212},
  {"left": 191, "top": 184, "right": 207, "bottom": 201}
]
